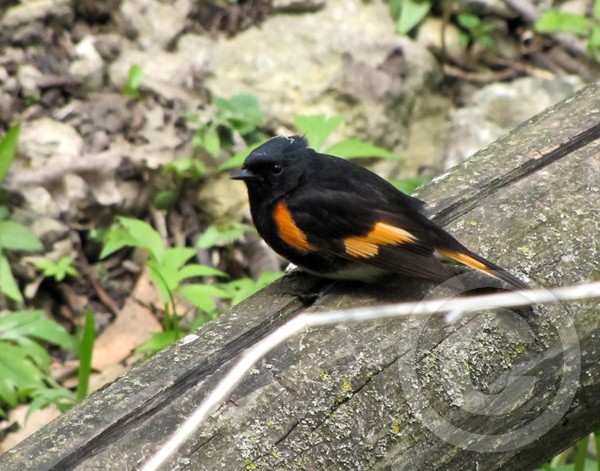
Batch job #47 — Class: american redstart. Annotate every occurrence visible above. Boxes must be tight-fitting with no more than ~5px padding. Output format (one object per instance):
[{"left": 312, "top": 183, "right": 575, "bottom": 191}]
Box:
[{"left": 231, "top": 135, "right": 529, "bottom": 290}]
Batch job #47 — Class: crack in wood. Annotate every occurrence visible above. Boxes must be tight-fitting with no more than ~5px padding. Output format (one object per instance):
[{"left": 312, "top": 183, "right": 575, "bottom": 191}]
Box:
[{"left": 432, "top": 121, "right": 600, "bottom": 227}]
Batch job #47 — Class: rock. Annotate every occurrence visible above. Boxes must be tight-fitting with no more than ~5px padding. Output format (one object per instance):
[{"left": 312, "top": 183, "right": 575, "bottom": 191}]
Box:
[
  {"left": 109, "top": 45, "right": 207, "bottom": 106},
  {"left": 118, "top": 0, "right": 192, "bottom": 50},
  {"left": 197, "top": 172, "right": 249, "bottom": 222},
  {"left": 201, "top": 0, "right": 443, "bottom": 151},
  {"left": 1, "top": 0, "right": 73, "bottom": 43},
  {"left": 69, "top": 36, "right": 105, "bottom": 90},
  {"left": 139, "top": 104, "right": 180, "bottom": 151},
  {"left": 416, "top": 17, "right": 465, "bottom": 57},
  {"left": 54, "top": 174, "right": 89, "bottom": 216},
  {"left": 17, "top": 64, "right": 42, "bottom": 99},
  {"left": 20, "top": 187, "right": 61, "bottom": 218},
  {"left": 30, "top": 217, "right": 70, "bottom": 246},
  {"left": 93, "top": 33, "right": 123, "bottom": 62},
  {"left": 80, "top": 92, "right": 132, "bottom": 134},
  {"left": 0, "top": 91, "right": 15, "bottom": 124},
  {"left": 18, "top": 117, "right": 84, "bottom": 166},
  {"left": 89, "top": 177, "right": 122, "bottom": 206},
  {"left": 445, "top": 76, "right": 584, "bottom": 168},
  {"left": 75, "top": 0, "right": 121, "bottom": 23}
]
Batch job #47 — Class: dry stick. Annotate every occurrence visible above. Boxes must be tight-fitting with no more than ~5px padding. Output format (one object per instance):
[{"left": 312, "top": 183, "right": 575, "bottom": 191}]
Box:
[{"left": 142, "top": 281, "right": 600, "bottom": 471}]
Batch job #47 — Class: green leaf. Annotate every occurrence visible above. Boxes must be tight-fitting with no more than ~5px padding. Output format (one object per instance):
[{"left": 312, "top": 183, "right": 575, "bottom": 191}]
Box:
[
  {"left": 595, "top": 0, "right": 600, "bottom": 20},
  {"left": 196, "top": 222, "right": 251, "bottom": 249},
  {"left": 179, "top": 284, "right": 229, "bottom": 313},
  {"left": 0, "top": 309, "right": 74, "bottom": 350},
  {"left": 0, "top": 124, "right": 20, "bottom": 183},
  {"left": 0, "top": 220, "right": 43, "bottom": 251},
  {"left": 0, "top": 206, "right": 10, "bottom": 220},
  {"left": 148, "top": 259, "right": 176, "bottom": 305},
  {"left": 13, "top": 315, "right": 75, "bottom": 351},
  {"left": 34, "top": 256, "right": 78, "bottom": 281},
  {"left": 393, "top": 176, "right": 428, "bottom": 195},
  {"left": 457, "top": 12, "right": 481, "bottom": 30},
  {"left": 325, "top": 139, "right": 400, "bottom": 160},
  {"left": 115, "top": 217, "right": 165, "bottom": 264},
  {"left": 99, "top": 227, "right": 138, "bottom": 259},
  {"left": 220, "top": 271, "right": 282, "bottom": 305},
  {"left": 28, "top": 385, "right": 74, "bottom": 417},
  {"left": 203, "top": 128, "right": 221, "bottom": 156},
  {"left": 0, "top": 254, "right": 23, "bottom": 302},
  {"left": 534, "top": 11, "right": 592, "bottom": 36},
  {"left": 123, "top": 64, "right": 144, "bottom": 98},
  {"left": 294, "top": 115, "right": 343, "bottom": 151},
  {"left": 574, "top": 435, "right": 589, "bottom": 471},
  {"left": 76, "top": 310, "right": 95, "bottom": 402},
  {"left": 9, "top": 337, "right": 51, "bottom": 371},
  {"left": 134, "top": 330, "right": 183, "bottom": 355},
  {"left": 0, "top": 309, "right": 40, "bottom": 331},
  {"left": 588, "top": 27, "right": 600, "bottom": 62},
  {"left": 153, "top": 190, "right": 178, "bottom": 210},
  {"left": 218, "top": 143, "right": 260, "bottom": 172},
  {"left": 164, "top": 158, "right": 206, "bottom": 179},
  {"left": 396, "top": 0, "right": 431, "bottom": 35},
  {"left": 215, "top": 94, "right": 264, "bottom": 135},
  {"left": 0, "top": 342, "right": 45, "bottom": 404},
  {"left": 177, "top": 264, "right": 228, "bottom": 281},
  {"left": 162, "top": 247, "right": 197, "bottom": 271}
]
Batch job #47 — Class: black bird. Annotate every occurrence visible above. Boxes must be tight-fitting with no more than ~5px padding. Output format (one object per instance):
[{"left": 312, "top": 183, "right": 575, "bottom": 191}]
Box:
[{"left": 232, "top": 135, "right": 529, "bottom": 289}]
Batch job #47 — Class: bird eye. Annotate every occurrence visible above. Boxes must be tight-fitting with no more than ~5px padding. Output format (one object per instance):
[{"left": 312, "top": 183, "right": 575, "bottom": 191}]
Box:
[{"left": 271, "top": 164, "right": 283, "bottom": 175}]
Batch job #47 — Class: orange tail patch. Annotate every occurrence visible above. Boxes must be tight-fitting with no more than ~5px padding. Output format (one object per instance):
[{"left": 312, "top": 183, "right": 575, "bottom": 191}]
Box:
[
  {"left": 436, "top": 248, "right": 490, "bottom": 272},
  {"left": 344, "top": 222, "right": 417, "bottom": 258},
  {"left": 273, "top": 202, "right": 315, "bottom": 253}
]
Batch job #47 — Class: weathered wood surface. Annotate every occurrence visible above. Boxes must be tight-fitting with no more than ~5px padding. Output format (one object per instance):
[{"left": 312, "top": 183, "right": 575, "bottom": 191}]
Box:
[{"left": 1, "top": 82, "right": 599, "bottom": 471}]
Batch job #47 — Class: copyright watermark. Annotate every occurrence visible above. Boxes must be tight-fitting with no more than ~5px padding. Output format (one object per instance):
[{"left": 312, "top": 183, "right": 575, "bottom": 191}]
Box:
[{"left": 398, "top": 273, "right": 581, "bottom": 452}]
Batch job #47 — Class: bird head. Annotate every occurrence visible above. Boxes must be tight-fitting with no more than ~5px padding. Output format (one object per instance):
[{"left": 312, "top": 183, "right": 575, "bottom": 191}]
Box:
[{"left": 231, "top": 135, "right": 312, "bottom": 205}]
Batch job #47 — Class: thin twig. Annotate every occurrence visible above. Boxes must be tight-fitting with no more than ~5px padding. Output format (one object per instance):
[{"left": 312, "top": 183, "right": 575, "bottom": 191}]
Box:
[{"left": 142, "top": 282, "right": 600, "bottom": 471}]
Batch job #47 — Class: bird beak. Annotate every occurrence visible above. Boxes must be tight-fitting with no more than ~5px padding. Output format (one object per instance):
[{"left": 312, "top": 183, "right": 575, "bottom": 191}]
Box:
[{"left": 230, "top": 168, "right": 257, "bottom": 181}]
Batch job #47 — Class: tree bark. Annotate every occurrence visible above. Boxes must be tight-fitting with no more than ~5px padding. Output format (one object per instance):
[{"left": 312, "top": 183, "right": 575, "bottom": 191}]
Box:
[{"left": 1, "top": 82, "right": 599, "bottom": 471}]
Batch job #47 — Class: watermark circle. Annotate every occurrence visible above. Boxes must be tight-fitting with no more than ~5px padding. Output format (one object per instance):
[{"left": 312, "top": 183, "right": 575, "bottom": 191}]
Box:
[{"left": 397, "top": 273, "right": 581, "bottom": 453}]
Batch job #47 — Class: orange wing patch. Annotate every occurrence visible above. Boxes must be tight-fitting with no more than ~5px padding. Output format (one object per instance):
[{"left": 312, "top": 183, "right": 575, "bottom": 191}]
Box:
[
  {"left": 436, "top": 248, "right": 490, "bottom": 272},
  {"left": 344, "top": 222, "right": 417, "bottom": 259},
  {"left": 273, "top": 202, "right": 315, "bottom": 253}
]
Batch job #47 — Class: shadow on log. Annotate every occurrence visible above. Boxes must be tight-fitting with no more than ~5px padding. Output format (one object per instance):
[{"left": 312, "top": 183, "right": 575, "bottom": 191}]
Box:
[{"left": 1, "top": 82, "right": 599, "bottom": 471}]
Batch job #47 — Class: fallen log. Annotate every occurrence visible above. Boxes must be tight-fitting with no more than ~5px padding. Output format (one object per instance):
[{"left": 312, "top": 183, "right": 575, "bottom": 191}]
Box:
[{"left": 1, "top": 81, "right": 599, "bottom": 471}]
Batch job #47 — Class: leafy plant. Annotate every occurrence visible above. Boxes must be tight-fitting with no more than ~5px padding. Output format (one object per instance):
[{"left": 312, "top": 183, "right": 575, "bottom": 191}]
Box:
[
  {"left": 217, "top": 271, "right": 282, "bottom": 306},
  {"left": 457, "top": 12, "right": 495, "bottom": 48},
  {"left": 75, "top": 310, "right": 95, "bottom": 402},
  {"left": 0, "top": 125, "right": 43, "bottom": 303},
  {"left": 388, "top": 0, "right": 432, "bottom": 35},
  {"left": 0, "top": 124, "right": 19, "bottom": 182},
  {"left": 122, "top": 64, "right": 144, "bottom": 99},
  {"left": 100, "top": 216, "right": 285, "bottom": 353},
  {"left": 187, "top": 93, "right": 266, "bottom": 159},
  {"left": 535, "top": 2, "right": 600, "bottom": 62},
  {"left": 154, "top": 157, "right": 207, "bottom": 209},
  {"left": 34, "top": 256, "right": 79, "bottom": 282},
  {"left": 100, "top": 217, "right": 230, "bottom": 353},
  {"left": 0, "top": 310, "right": 76, "bottom": 417},
  {"left": 293, "top": 114, "right": 400, "bottom": 160},
  {"left": 536, "top": 431, "right": 600, "bottom": 471},
  {"left": 196, "top": 221, "right": 253, "bottom": 249},
  {"left": 393, "top": 175, "right": 429, "bottom": 195},
  {"left": 0, "top": 219, "right": 43, "bottom": 303}
]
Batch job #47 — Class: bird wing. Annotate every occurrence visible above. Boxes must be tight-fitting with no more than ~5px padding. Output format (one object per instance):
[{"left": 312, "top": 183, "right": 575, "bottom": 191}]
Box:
[{"left": 285, "top": 189, "right": 451, "bottom": 281}]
